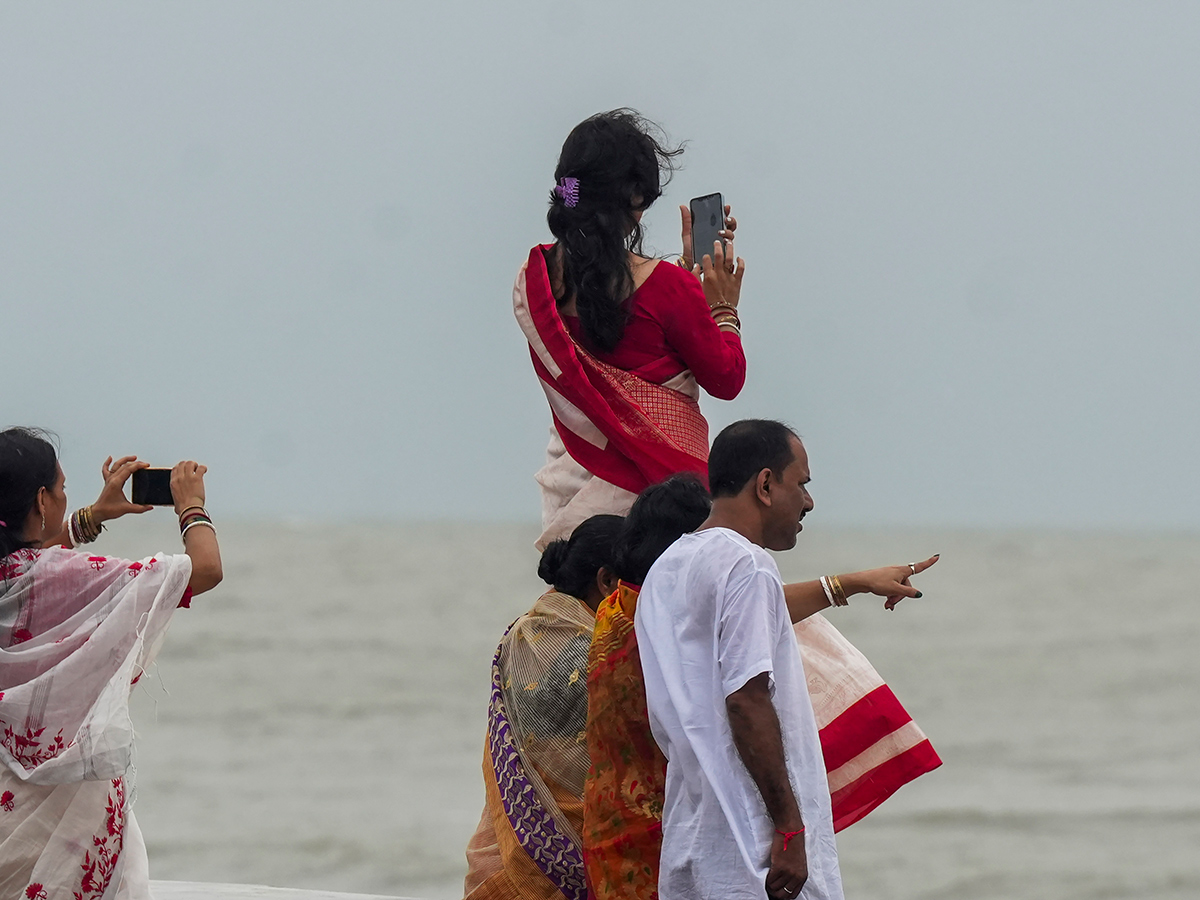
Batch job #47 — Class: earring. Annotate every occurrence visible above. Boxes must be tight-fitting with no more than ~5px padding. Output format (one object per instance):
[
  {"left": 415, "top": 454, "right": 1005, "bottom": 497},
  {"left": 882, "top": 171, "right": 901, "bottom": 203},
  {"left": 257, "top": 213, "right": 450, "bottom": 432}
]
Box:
[{"left": 41, "top": 512, "right": 46, "bottom": 533}]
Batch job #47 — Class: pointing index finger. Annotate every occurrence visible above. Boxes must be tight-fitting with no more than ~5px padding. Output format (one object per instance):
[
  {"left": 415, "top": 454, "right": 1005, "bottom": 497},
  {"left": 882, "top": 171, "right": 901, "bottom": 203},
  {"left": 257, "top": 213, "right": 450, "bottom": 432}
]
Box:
[{"left": 912, "top": 554, "right": 940, "bottom": 574}]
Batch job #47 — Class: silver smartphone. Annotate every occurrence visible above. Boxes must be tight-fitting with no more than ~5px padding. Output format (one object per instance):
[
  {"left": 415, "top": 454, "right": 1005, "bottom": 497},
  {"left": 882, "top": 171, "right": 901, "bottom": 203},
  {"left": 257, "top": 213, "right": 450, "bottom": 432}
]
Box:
[{"left": 689, "top": 192, "right": 726, "bottom": 266}]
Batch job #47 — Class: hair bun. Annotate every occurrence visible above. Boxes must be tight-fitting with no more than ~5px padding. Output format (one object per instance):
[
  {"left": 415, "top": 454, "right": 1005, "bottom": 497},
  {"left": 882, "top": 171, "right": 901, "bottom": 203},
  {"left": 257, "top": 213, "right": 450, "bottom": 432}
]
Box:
[{"left": 537, "top": 538, "right": 571, "bottom": 585}]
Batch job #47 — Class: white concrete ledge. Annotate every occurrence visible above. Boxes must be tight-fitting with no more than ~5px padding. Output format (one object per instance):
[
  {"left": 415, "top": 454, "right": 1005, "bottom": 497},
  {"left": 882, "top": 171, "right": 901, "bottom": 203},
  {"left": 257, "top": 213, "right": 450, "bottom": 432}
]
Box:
[{"left": 150, "top": 883, "right": 414, "bottom": 900}]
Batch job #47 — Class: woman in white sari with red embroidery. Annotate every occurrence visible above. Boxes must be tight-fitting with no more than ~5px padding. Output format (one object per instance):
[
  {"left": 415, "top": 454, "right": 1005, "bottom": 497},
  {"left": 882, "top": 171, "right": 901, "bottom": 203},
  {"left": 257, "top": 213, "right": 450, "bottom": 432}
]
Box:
[
  {"left": 513, "top": 112, "right": 942, "bottom": 879},
  {"left": 0, "top": 427, "right": 222, "bottom": 899}
]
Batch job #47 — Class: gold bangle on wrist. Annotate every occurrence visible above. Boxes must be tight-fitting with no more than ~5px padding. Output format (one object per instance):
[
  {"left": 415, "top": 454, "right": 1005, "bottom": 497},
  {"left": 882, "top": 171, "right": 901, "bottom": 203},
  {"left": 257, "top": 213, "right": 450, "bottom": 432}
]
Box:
[
  {"left": 70, "top": 506, "right": 103, "bottom": 545},
  {"left": 829, "top": 574, "right": 848, "bottom": 607}
]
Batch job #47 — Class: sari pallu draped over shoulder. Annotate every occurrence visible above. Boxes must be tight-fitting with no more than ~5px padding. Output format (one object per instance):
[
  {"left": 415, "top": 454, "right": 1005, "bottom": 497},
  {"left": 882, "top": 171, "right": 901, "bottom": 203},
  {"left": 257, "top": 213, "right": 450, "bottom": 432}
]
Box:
[
  {"left": 583, "top": 584, "right": 942, "bottom": 900},
  {"left": 464, "top": 592, "right": 596, "bottom": 900},
  {"left": 513, "top": 245, "right": 709, "bottom": 498},
  {"left": 0, "top": 546, "right": 191, "bottom": 899}
]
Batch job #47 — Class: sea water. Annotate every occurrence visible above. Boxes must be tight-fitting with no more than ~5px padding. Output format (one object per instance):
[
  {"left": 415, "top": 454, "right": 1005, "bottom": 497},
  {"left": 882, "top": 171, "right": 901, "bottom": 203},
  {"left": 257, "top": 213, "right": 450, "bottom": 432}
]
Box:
[{"left": 93, "top": 519, "right": 1200, "bottom": 899}]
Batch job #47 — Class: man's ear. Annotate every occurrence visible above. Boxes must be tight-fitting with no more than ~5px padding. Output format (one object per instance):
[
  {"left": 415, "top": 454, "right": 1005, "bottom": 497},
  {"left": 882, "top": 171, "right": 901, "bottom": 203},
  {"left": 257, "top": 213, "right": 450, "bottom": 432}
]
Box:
[{"left": 754, "top": 468, "right": 773, "bottom": 506}]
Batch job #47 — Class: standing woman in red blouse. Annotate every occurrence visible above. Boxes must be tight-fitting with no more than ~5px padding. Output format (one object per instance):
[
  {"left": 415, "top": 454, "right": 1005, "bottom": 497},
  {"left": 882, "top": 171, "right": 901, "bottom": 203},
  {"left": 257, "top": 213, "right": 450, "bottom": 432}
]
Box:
[{"left": 513, "top": 108, "right": 746, "bottom": 548}]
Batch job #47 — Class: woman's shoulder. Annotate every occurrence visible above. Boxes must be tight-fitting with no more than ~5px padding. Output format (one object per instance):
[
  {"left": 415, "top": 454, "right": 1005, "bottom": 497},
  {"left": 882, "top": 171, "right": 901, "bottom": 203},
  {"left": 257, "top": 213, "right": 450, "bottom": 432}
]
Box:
[
  {"left": 633, "top": 259, "right": 706, "bottom": 316},
  {"left": 639, "top": 257, "right": 684, "bottom": 284}
]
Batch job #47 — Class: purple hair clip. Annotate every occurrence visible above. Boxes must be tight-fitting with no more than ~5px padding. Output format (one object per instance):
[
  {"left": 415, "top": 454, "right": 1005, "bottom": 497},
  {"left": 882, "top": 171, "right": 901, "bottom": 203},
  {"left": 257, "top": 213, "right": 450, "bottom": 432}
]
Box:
[
  {"left": 0, "top": 521, "right": 6, "bottom": 527},
  {"left": 554, "top": 176, "right": 580, "bottom": 208}
]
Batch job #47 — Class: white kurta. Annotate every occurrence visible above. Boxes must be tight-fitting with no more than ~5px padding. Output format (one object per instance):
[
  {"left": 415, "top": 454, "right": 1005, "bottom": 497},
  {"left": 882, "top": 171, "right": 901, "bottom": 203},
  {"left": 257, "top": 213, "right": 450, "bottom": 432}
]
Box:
[{"left": 635, "top": 528, "right": 844, "bottom": 900}]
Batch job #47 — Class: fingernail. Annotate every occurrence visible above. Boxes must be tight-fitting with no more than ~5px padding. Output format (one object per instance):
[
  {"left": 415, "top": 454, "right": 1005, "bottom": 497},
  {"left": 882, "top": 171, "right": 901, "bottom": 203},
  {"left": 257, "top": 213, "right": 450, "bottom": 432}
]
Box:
[{"left": 915, "top": 591, "right": 923, "bottom": 598}]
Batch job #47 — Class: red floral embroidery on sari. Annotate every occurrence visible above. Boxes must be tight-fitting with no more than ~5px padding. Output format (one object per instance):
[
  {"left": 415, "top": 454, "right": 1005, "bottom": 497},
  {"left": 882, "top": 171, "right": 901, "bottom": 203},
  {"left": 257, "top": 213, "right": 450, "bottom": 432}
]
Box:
[
  {"left": 87, "top": 556, "right": 107, "bottom": 571},
  {"left": 127, "top": 561, "right": 143, "bottom": 575},
  {"left": 0, "top": 721, "right": 73, "bottom": 767},
  {"left": 25, "top": 885, "right": 47, "bottom": 900},
  {"left": 10, "top": 628, "right": 33, "bottom": 645},
  {"left": 3, "top": 548, "right": 41, "bottom": 581},
  {"left": 1, "top": 790, "right": 14, "bottom": 811},
  {"left": 72, "top": 779, "right": 126, "bottom": 900}
]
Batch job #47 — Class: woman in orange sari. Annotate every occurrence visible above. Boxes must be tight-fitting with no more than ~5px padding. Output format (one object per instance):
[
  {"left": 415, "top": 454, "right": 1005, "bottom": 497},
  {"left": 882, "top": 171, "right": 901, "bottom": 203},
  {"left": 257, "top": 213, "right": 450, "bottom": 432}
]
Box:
[{"left": 584, "top": 475, "right": 711, "bottom": 900}]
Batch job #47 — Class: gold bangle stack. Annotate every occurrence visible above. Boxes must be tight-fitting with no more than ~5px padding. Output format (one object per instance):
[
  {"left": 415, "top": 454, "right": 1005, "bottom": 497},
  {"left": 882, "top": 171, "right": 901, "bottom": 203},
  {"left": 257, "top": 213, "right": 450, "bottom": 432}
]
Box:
[
  {"left": 69, "top": 506, "right": 103, "bottom": 545},
  {"left": 827, "top": 574, "right": 848, "bottom": 607},
  {"left": 710, "top": 304, "right": 741, "bottom": 335}
]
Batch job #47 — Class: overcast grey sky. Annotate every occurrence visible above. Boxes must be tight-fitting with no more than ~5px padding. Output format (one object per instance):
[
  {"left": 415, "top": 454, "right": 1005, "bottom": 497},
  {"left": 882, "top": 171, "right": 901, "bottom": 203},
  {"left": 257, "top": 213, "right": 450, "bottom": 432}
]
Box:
[{"left": 2, "top": 2, "right": 1197, "bottom": 528}]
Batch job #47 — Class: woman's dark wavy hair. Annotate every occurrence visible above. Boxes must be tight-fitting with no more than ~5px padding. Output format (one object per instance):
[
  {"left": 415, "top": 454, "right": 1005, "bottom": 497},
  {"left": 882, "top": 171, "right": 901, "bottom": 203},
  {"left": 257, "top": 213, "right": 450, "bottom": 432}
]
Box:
[
  {"left": 538, "top": 514, "right": 624, "bottom": 600},
  {"left": 613, "top": 473, "right": 711, "bottom": 586},
  {"left": 0, "top": 427, "right": 59, "bottom": 560},
  {"left": 548, "top": 109, "right": 683, "bottom": 353}
]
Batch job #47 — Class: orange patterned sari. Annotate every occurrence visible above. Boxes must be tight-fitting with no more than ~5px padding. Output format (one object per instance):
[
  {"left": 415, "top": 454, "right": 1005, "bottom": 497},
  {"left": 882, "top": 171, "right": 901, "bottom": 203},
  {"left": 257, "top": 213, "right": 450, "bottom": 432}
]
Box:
[{"left": 582, "top": 583, "right": 662, "bottom": 900}]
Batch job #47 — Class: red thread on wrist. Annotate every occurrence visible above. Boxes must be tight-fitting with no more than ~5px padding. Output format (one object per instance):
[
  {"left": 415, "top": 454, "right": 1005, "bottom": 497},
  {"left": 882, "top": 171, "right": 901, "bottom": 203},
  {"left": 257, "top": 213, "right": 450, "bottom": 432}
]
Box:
[{"left": 775, "top": 828, "right": 805, "bottom": 851}]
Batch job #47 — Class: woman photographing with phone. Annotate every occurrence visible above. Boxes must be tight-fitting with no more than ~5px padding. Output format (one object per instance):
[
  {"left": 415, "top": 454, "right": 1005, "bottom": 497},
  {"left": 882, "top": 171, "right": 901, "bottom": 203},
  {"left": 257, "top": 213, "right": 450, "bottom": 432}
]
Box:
[
  {"left": 0, "top": 427, "right": 221, "bottom": 897},
  {"left": 514, "top": 108, "right": 745, "bottom": 549}
]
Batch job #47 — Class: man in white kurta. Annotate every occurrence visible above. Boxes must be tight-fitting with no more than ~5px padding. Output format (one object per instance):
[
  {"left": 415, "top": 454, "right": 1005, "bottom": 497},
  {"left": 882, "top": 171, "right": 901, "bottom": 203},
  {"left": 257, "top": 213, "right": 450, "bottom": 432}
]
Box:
[{"left": 635, "top": 419, "right": 843, "bottom": 900}]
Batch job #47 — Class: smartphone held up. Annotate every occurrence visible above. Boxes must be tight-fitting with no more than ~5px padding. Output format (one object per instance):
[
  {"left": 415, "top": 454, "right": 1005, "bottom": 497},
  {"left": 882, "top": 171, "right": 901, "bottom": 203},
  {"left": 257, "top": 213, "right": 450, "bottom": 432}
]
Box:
[
  {"left": 131, "top": 468, "right": 174, "bottom": 506},
  {"left": 689, "top": 192, "right": 727, "bottom": 267}
]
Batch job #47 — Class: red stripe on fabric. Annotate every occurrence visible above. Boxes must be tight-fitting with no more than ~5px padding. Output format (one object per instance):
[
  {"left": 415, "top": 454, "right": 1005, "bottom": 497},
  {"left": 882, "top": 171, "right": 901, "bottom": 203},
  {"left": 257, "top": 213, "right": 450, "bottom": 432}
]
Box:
[
  {"left": 818, "top": 685, "right": 914, "bottom": 773},
  {"left": 521, "top": 247, "right": 709, "bottom": 493},
  {"left": 830, "top": 740, "right": 942, "bottom": 832}
]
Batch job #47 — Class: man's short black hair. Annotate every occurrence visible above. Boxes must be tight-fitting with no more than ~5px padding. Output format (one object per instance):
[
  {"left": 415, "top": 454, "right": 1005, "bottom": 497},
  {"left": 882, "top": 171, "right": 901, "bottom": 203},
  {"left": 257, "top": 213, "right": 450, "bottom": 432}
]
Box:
[{"left": 708, "top": 419, "right": 799, "bottom": 498}]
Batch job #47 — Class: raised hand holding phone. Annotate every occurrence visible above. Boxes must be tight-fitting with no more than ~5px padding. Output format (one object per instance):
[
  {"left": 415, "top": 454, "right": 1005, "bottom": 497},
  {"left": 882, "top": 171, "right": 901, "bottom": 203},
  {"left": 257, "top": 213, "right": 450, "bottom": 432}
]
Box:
[
  {"left": 92, "top": 456, "right": 155, "bottom": 522},
  {"left": 680, "top": 196, "right": 737, "bottom": 271}
]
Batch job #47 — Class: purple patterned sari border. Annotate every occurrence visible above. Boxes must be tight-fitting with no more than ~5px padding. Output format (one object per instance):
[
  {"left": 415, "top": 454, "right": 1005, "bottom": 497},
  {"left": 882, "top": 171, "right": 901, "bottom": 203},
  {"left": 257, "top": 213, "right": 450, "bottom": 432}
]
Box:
[{"left": 488, "top": 640, "right": 587, "bottom": 900}]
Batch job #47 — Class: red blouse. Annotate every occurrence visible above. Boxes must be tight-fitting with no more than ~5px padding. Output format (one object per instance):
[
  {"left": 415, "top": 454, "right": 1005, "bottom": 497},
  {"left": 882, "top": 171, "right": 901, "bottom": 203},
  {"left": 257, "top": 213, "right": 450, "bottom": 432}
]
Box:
[{"left": 562, "top": 261, "right": 746, "bottom": 401}]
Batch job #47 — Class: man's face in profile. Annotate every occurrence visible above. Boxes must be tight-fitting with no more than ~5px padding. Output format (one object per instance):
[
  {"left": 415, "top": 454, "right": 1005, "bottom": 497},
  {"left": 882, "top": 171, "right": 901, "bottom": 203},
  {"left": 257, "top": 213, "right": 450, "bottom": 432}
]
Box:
[{"left": 762, "top": 436, "right": 814, "bottom": 552}]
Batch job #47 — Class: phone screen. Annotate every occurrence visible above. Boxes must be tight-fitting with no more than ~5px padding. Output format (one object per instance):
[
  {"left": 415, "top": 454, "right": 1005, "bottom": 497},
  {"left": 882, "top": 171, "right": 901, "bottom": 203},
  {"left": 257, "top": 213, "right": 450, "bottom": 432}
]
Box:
[
  {"left": 689, "top": 193, "right": 726, "bottom": 267},
  {"left": 131, "top": 468, "right": 174, "bottom": 506}
]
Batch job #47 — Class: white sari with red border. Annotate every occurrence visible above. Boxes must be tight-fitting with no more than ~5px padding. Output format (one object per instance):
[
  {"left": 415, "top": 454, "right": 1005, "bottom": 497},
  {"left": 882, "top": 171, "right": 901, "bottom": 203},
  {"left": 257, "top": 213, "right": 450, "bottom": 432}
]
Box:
[{"left": 0, "top": 546, "right": 191, "bottom": 900}]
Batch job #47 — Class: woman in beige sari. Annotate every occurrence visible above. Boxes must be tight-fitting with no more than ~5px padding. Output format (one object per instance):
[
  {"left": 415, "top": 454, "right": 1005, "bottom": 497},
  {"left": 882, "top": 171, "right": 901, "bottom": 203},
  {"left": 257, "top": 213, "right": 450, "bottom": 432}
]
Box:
[{"left": 463, "top": 514, "right": 622, "bottom": 900}]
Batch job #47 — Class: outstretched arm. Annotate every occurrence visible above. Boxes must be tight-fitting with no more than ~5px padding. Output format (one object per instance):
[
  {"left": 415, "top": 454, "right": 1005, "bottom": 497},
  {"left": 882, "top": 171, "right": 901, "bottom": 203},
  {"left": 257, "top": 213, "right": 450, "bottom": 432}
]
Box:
[
  {"left": 727, "top": 672, "right": 807, "bottom": 900},
  {"left": 782, "top": 554, "right": 940, "bottom": 623}
]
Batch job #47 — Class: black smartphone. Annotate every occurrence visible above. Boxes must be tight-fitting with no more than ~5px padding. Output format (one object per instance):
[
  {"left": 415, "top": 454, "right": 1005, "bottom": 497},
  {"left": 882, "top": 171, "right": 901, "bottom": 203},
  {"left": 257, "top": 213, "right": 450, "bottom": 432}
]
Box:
[
  {"left": 689, "top": 192, "right": 726, "bottom": 267},
  {"left": 131, "top": 468, "right": 174, "bottom": 506}
]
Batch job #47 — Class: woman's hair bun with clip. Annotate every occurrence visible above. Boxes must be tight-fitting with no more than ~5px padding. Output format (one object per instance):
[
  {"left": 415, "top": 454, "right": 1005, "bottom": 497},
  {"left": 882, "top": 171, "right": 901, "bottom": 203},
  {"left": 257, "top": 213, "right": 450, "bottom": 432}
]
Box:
[{"left": 537, "top": 538, "right": 571, "bottom": 585}]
